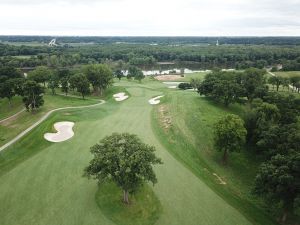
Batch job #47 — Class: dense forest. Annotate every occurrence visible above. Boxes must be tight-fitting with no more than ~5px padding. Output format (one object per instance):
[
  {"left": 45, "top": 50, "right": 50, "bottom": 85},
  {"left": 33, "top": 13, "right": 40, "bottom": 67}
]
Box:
[{"left": 0, "top": 41, "right": 300, "bottom": 71}]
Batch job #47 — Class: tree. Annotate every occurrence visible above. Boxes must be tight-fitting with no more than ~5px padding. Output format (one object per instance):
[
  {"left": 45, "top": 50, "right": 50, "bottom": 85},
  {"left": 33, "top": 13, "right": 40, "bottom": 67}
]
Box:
[
  {"left": 84, "top": 133, "right": 162, "bottom": 204},
  {"left": 254, "top": 153, "right": 300, "bottom": 223},
  {"left": 28, "top": 66, "right": 52, "bottom": 87},
  {"left": 128, "top": 66, "right": 145, "bottom": 82},
  {"left": 60, "top": 77, "right": 69, "bottom": 96},
  {"left": 0, "top": 79, "right": 15, "bottom": 106},
  {"left": 114, "top": 69, "right": 123, "bottom": 81},
  {"left": 242, "top": 68, "right": 267, "bottom": 102},
  {"left": 214, "top": 114, "right": 247, "bottom": 164},
  {"left": 289, "top": 76, "right": 300, "bottom": 92},
  {"left": 190, "top": 78, "right": 201, "bottom": 90},
  {"left": 73, "top": 73, "right": 90, "bottom": 99},
  {"left": 268, "top": 76, "right": 282, "bottom": 92},
  {"left": 83, "top": 64, "right": 113, "bottom": 95},
  {"left": 22, "top": 80, "right": 44, "bottom": 111},
  {"left": 47, "top": 74, "right": 59, "bottom": 95}
]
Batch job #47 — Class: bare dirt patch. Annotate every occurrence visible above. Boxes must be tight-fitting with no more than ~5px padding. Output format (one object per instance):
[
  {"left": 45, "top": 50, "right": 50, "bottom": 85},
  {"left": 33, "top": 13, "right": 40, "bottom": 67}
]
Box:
[
  {"left": 158, "top": 105, "right": 172, "bottom": 130},
  {"left": 155, "top": 75, "right": 183, "bottom": 81}
]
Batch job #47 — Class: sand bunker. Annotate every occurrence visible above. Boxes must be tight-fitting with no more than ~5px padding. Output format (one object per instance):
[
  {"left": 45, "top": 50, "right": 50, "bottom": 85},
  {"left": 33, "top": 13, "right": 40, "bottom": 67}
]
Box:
[
  {"left": 44, "top": 121, "right": 75, "bottom": 143},
  {"left": 113, "top": 92, "right": 129, "bottom": 101},
  {"left": 149, "top": 96, "right": 164, "bottom": 105}
]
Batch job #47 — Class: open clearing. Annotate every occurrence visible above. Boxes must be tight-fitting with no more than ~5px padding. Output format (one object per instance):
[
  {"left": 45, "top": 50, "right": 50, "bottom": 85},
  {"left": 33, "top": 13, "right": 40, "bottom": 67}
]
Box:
[
  {"left": 274, "top": 71, "right": 300, "bottom": 78},
  {"left": 0, "top": 80, "right": 254, "bottom": 225}
]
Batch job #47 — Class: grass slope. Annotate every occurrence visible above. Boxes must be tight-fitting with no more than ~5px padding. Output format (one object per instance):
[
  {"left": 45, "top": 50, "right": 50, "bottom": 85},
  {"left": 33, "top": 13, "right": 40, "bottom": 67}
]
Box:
[
  {"left": 152, "top": 88, "right": 278, "bottom": 225},
  {"left": 0, "top": 96, "right": 24, "bottom": 120},
  {"left": 0, "top": 80, "right": 251, "bottom": 225}
]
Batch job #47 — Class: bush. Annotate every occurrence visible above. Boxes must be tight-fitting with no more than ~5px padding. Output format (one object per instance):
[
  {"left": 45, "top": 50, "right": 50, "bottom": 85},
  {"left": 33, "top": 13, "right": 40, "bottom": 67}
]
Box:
[{"left": 178, "top": 83, "right": 193, "bottom": 90}]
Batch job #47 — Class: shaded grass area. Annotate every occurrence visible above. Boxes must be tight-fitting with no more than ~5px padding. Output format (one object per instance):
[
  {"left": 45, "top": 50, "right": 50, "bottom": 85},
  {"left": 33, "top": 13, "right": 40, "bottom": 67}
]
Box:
[
  {"left": 0, "top": 96, "right": 24, "bottom": 120},
  {"left": 152, "top": 89, "right": 278, "bottom": 225},
  {"left": 96, "top": 182, "right": 162, "bottom": 225}
]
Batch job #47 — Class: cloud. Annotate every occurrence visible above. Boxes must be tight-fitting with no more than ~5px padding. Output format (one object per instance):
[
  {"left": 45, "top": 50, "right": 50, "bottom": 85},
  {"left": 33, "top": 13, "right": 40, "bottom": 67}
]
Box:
[{"left": 0, "top": 0, "right": 299, "bottom": 36}]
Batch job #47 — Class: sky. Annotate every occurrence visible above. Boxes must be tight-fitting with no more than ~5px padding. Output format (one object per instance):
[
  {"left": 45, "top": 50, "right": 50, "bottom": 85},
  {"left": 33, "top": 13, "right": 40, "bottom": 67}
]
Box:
[{"left": 0, "top": 0, "right": 300, "bottom": 36}]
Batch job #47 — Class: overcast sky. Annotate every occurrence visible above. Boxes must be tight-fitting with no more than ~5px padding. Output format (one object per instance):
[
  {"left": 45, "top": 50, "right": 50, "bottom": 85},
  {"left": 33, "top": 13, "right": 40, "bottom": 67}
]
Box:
[{"left": 0, "top": 0, "right": 299, "bottom": 36}]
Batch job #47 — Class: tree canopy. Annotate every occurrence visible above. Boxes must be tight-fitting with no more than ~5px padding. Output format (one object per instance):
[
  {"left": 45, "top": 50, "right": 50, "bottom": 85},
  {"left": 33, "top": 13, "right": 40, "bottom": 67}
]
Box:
[
  {"left": 84, "top": 133, "right": 162, "bottom": 204},
  {"left": 214, "top": 114, "right": 247, "bottom": 164}
]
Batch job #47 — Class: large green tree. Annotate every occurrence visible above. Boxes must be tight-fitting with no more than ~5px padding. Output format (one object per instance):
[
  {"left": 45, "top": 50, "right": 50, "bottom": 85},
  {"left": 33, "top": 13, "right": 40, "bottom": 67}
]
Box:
[
  {"left": 242, "top": 68, "right": 267, "bottom": 102},
  {"left": 0, "top": 79, "right": 15, "bottom": 106},
  {"left": 214, "top": 114, "right": 247, "bottom": 164},
  {"left": 28, "top": 66, "right": 52, "bottom": 87},
  {"left": 22, "top": 80, "right": 44, "bottom": 111},
  {"left": 254, "top": 153, "right": 300, "bottom": 223},
  {"left": 73, "top": 73, "right": 90, "bottom": 99},
  {"left": 84, "top": 133, "right": 162, "bottom": 204},
  {"left": 128, "top": 66, "right": 145, "bottom": 82},
  {"left": 83, "top": 64, "right": 113, "bottom": 95}
]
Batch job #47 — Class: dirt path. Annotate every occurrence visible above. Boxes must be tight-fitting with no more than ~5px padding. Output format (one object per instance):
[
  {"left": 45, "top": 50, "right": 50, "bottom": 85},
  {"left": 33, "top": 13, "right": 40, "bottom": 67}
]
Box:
[
  {"left": 0, "top": 108, "right": 26, "bottom": 124},
  {"left": 0, "top": 100, "right": 105, "bottom": 152}
]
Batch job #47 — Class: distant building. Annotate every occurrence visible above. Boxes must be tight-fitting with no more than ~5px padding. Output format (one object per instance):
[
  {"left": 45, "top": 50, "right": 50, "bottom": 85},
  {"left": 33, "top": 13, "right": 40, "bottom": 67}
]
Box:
[
  {"left": 216, "top": 40, "right": 219, "bottom": 46},
  {"left": 49, "top": 39, "right": 57, "bottom": 47}
]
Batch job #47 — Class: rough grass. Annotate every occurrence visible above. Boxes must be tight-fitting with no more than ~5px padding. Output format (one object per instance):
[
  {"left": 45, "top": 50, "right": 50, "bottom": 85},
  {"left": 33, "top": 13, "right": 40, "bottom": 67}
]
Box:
[
  {"left": 152, "top": 89, "right": 278, "bottom": 225},
  {"left": 96, "top": 182, "right": 162, "bottom": 225},
  {"left": 0, "top": 96, "right": 24, "bottom": 120},
  {"left": 274, "top": 71, "right": 300, "bottom": 78}
]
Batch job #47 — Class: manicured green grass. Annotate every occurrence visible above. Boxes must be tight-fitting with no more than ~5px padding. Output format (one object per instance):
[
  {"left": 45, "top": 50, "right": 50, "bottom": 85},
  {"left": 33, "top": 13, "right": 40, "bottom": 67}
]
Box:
[
  {"left": 180, "top": 72, "right": 210, "bottom": 81},
  {"left": 274, "top": 71, "right": 300, "bottom": 78},
  {"left": 152, "top": 89, "right": 278, "bottom": 225},
  {"left": 96, "top": 182, "right": 162, "bottom": 225},
  {"left": 0, "top": 96, "right": 24, "bottom": 120},
  {"left": 0, "top": 80, "right": 252, "bottom": 225},
  {"left": 0, "top": 93, "right": 97, "bottom": 146}
]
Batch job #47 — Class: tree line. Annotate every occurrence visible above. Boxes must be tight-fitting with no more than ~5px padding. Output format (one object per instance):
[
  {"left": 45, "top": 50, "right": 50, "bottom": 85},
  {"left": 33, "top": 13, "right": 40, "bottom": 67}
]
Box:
[
  {"left": 1, "top": 43, "right": 300, "bottom": 71},
  {"left": 0, "top": 64, "right": 115, "bottom": 111},
  {"left": 195, "top": 69, "right": 300, "bottom": 223}
]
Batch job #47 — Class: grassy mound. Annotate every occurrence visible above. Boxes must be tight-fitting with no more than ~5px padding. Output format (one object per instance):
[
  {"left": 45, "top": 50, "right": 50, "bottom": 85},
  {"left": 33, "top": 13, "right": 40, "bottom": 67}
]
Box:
[{"left": 96, "top": 182, "right": 162, "bottom": 225}]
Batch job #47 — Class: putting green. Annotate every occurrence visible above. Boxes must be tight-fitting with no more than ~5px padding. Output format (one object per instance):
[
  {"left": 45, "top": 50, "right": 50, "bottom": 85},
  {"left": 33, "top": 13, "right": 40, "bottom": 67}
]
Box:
[{"left": 0, "top": 81, "right": 252, "bottom": 225}]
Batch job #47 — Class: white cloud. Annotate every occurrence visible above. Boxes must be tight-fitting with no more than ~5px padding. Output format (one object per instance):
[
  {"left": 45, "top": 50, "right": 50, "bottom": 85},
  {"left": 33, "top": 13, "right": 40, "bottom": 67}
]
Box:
[{"left": 0, "top": 0, "right": 299, "bottom": 36}]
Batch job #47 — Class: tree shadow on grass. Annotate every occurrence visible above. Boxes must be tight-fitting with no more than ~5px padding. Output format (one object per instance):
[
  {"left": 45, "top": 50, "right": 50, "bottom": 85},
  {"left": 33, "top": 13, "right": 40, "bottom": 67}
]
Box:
[{"left": 95, "top": 182, "right": 162, "bottom": 225}]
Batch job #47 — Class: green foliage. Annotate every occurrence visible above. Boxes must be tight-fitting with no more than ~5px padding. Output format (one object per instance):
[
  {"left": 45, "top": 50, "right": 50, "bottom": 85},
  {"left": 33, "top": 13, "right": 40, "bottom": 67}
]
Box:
[
  {"left": 254, "top": 153, "right": 300, "bottom": 223},
  {"left": 84, "top": 133, "right": 162, "bottom": 204},
  {"left": 178, "top": 82, "right": 192, "bottom": 90},
  {"left": 73, "top": 73, "right": 90, "bottom": 99},
  {"left": 22, "top": 80, "right": 44, "bottom": 111},
  {"left": 198, "top": 71, "right": 244, "bottom": 106},
  {"left": 47, "top": 74, "right": 59, "bottom": 95},
  {"left": 242, "top": 68, "right": 267, "bottom": 102},
  {"left": 268, "top": 76, "right": 283, "bottom": 91},
  {"left": 214, "top": 114, "right": 247, "bottom": 164},
  {"left": 128, "top": 66, "right": 145, "bottom": 82},
  {"left": 60, "top": 77, "right": 69, "bottom": 95},
  {"left": 28, "top": 66, "right": 52, "bottom": 86},
  {"left": 83, "top": 64, "right": 113, "bottom": 95},
  {"left": 0, "top": 79, "right": 15, "bottom": 105}
]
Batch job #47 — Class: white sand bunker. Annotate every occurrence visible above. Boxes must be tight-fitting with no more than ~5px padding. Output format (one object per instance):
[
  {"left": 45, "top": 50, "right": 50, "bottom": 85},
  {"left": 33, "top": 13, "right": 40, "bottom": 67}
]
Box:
[
  {"left": 113, "top": 92, "right": 129, "bottom": 101},
  {"left": 149, "top": 96, "right": 164, "bottom": 105},
  {"left": 44, "top": 121, "right": 75, "bottom": 143}
]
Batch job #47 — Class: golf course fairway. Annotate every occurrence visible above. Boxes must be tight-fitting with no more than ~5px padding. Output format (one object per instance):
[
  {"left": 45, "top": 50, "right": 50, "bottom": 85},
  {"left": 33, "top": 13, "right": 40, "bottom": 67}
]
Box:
[{"left": 0, "top": 81, "right": 252, "bottom": 225}]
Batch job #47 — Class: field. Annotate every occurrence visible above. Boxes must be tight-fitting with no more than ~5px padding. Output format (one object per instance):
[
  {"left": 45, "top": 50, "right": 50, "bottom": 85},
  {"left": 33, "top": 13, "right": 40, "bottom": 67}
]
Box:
[
  {"left": 155, "top": 72, "right": 210, "bottom": 82},
  {"left": 274, "top": 71, "right": 300, "bottom": 78},
  {"left": 0, "top": 79, "right": 277, "bottom": 225}
]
